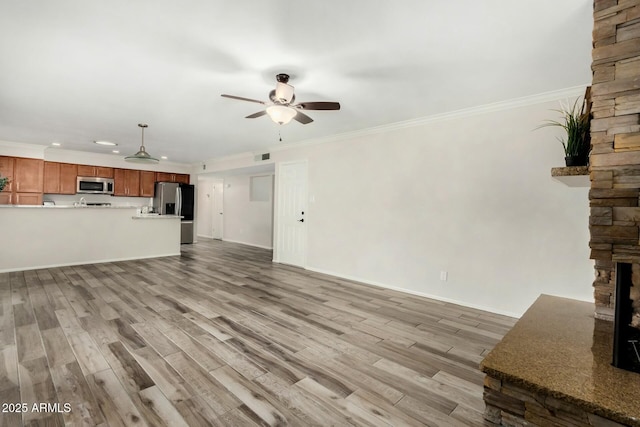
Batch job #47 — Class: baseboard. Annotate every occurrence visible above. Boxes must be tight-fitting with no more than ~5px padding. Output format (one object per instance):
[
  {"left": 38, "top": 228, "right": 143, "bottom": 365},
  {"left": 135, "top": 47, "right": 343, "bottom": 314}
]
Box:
[
  {"left": 222, "top": 239, "right": 273, "bottom": 250},
  {"left": 305, "top": 266, "right": 521, "bottom": 318},
  {"left": 197, "top": 233, "right": 214, "bottom": 239},
  {"left": 0, "top": 252, "right": 181, "bottom": 273}
]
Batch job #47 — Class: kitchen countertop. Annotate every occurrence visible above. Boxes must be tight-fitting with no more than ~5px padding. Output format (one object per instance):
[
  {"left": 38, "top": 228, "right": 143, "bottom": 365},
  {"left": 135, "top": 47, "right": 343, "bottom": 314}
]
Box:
[
  {"left": 132, "top": 214, "right": 182, "bottom": 219},
  {"left": 480, "top": 294, "right": 640, "bottom": 426},
  {"left": 0, "top": 204, "right": 138, "bottom": 209},
  {"left": 0, "top": 204, "right": 182, "bottom": 218}
]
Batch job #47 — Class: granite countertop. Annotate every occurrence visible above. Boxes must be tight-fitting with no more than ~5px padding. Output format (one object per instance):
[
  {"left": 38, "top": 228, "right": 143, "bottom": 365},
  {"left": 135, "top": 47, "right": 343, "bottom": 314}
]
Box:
[
  {"left": 550, "top": 166, "right": 589, "bottom": 177},
  {"left": 131, "top": 214, "right": 182, "bottom": 219},
  {"left": 480, "top": 294, "right": 640, "bottom": 426}
]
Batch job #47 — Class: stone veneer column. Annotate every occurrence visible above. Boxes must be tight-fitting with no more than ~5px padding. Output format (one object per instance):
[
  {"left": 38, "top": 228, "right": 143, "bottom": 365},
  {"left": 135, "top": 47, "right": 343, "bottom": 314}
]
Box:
[{"left": 589, "top": 0, "right": 640, "bottom": 320}]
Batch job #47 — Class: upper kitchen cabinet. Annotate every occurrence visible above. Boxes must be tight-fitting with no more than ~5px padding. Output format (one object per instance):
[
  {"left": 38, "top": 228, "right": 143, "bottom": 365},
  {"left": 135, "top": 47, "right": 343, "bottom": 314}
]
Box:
[
  {"left": 175, "top": 174, "right": 190, "bottom": 184},
  {"left": 77, "top": 164, "right": 114, "bottom": 178},
  {"left": 156, "top": 172, "right": 190, "bottom": 184},
  {"left": 0, "top": 156, "right": 14, "bottom": 193},
  {"left": 0, "top": 156, "right": 44, "bottom": 205},
  {"left": 140, "top": 171, "right": 155, "bottom": 197},
  {"left": 44, "top": 162, "right": 77, "bottom": 194},
  {"left": 14, "top": 158, "right": 44, "bottom": 193},
  {"left": 114, "top": 168, "right": 140, "bottom": 197}
]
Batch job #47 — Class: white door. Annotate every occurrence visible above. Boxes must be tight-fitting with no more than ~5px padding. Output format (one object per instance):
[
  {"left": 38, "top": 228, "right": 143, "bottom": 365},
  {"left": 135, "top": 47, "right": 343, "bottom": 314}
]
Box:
[
  {"left": 212, "top": 182, "right": 223, "bottom": 239},
  {"left": 275, "top": 161, "right": 307, "bottom": 267}
]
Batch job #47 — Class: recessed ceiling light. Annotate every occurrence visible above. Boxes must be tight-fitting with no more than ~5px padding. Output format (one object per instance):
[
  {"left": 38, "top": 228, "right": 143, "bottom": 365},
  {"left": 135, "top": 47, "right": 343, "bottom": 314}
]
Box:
[
  {"left": 94, "top": 140, "right": 117, "bottom": 146},
  {"left": 51, "top": 142, "right": 61, "bottom": 146},
  {"left": 112, "top": 150, "right": 120, "bottom": 154},
  {"left": 161, "top": 156, "right": 168, "bottom": 160}
]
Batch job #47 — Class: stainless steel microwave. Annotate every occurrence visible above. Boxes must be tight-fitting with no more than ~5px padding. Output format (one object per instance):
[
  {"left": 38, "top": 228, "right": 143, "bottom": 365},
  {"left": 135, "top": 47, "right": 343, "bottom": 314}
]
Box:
[{"left": 76, "top": 176, "right": 114, "bottom": 194}]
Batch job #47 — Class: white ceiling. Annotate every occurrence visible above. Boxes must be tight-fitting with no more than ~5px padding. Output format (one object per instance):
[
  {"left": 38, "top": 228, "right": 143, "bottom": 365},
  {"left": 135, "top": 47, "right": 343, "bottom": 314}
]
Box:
[{"left": 0, "top": 1, "right": 593, "bottom": 165}]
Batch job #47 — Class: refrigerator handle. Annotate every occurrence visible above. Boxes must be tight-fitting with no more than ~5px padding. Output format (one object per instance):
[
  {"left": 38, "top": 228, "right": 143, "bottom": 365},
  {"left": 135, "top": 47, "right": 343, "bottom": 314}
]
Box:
[{"left": 176, "top": 187, "right": 182, "bottom": 216}]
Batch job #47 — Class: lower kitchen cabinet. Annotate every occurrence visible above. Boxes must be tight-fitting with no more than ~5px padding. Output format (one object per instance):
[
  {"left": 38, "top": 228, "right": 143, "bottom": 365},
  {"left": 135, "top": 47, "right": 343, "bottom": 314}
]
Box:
[{"left": 14, "top": 193, "right": 43, "bottom": 205}]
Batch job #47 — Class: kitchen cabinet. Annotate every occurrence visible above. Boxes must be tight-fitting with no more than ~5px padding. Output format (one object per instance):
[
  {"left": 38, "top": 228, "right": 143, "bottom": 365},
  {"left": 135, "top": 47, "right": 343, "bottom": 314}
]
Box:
[
  {"left": 176, "top": 174, "right": 190, "bottom": 184},
  {"left": 14, "top": 193, "right": 43, "bottom": 205},
  {"left": 0, "top": 156, "right": 45, "bottom": 205},
  {"left": 155, "top": 172, "right": 173, "bottom": 183},
  {"left": 114, "top": 168, "right": 140, "bottom": 197},
  {"left": 77, "top": 165, "right": 114, "bottom": 178},
  {"left": 156, "top": 172, "right": 190, "bottom": 184},
  {"left": 0, "top": 156, "right": 14, "bottom": 193},
  {"left": 44, "top": 162, "right": 78, "bottom": 194},
  {"left": 14, "top": 158, "right": 44, "bottom": 193},
  {"left": 140, "top": 171, "right": 155, "bottom": 197}
]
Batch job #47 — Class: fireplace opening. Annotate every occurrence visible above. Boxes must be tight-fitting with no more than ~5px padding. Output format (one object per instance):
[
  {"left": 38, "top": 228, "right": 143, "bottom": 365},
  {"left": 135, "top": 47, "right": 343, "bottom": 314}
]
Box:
[{"left": 612, "top": 262, "right": 640, "bottom": 374}]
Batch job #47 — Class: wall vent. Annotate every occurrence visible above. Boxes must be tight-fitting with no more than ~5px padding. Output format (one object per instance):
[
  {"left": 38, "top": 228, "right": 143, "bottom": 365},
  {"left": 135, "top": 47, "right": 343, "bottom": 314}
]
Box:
[{"left": 254, "top": 153, "right": 270, "bottom": 161}]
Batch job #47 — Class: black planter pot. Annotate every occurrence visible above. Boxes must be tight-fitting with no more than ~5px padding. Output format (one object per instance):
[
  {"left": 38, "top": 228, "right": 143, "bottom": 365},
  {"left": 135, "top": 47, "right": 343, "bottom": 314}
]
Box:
[{"left": 564, "top": 155, "right": 588, "bottom": 167}]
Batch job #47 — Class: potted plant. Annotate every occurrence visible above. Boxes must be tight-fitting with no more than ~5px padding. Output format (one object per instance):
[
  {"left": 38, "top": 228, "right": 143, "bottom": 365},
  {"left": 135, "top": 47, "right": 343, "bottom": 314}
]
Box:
[
  {"left": 538, "top": 95, "right": 591, "bottom": 167},
  {"left": 0, "top": 176, "right": 9, "bottom": 192}
]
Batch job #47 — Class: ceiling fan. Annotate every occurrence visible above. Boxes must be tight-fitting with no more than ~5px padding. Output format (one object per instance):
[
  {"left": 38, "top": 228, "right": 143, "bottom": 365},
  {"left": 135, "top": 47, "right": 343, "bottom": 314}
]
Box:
[{"left": 221, "top": 74, "right": 340, "bottom": 125}]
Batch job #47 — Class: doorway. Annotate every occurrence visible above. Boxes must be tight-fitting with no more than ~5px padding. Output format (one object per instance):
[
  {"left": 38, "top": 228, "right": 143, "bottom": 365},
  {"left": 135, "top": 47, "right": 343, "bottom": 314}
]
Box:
[
  {"left": 196, "top": 178, "right": 223, "bottom": 240},
  {"left": 274, "top": 160, "right": 308, "bottom": 267}
]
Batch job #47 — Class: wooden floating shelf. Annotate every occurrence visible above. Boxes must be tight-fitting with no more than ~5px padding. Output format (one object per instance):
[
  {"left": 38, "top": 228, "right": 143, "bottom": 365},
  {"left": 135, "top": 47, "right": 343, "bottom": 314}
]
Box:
[{"left": 551, "top": 166, "right": 589, "bottom": 187}]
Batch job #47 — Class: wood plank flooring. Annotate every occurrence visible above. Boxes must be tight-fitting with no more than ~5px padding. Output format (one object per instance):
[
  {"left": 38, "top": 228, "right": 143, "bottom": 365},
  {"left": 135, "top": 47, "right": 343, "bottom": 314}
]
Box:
[{"left": 0, "top": 239, "right": 516, "bottom": 426}]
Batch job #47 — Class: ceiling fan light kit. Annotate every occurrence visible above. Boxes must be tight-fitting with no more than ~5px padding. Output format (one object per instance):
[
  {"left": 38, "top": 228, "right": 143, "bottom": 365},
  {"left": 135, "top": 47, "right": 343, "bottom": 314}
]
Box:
[
  {"left": 221, "top": 73, "right": 340, "bottom": 126},
  {"left": 266, "top": 105, "right": 297, "bottom": 125},
  {"left": 274, "top": 82, "right": 295, "bottom": 104},
  {"left": 125, "top": 123, "right": 159, "bottom": 164}
]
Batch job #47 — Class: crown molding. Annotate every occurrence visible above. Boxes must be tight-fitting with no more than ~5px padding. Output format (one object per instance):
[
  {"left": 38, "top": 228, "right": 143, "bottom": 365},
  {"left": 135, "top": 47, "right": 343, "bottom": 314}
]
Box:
[
  {"left": 0, "top": 140, "right": 47, "bottom": 158},
  {"left": 270, "top": 85, "right": 589, "bottom": 153}
]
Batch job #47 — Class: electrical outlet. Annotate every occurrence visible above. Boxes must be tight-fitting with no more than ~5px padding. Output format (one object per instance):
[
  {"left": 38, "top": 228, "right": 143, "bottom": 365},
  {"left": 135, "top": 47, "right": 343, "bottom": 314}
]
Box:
[{"left": 440, "top": 271, "right": 448, "bottom": 281}]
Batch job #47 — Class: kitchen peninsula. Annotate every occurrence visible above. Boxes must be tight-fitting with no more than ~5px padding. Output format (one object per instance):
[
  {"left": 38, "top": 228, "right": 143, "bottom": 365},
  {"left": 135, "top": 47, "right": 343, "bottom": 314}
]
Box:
[{"left": 0, "top": 205, "right": 181, "bottom": 272}]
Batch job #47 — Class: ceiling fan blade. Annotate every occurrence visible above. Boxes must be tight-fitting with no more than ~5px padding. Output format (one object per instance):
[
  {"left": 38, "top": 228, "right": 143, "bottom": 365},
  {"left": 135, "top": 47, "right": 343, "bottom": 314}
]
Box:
[
  {"left": 296, "top": 101, "right": 341, "bottom": 111},
  {"left": 245, "top": 111, "right": 267, "bottom": 119},
  {"left": 221, "top": 94, "right": 266, "bottom": 105},
  {"left": 294, "top": 111, "right": 314, "bottom": 125}
]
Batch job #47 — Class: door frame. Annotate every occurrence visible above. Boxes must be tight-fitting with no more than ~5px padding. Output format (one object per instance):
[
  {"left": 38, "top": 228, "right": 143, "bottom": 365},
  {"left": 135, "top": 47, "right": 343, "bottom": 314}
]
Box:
[{"left": 273, "top": 159, "right": 308, "bottom": 266}]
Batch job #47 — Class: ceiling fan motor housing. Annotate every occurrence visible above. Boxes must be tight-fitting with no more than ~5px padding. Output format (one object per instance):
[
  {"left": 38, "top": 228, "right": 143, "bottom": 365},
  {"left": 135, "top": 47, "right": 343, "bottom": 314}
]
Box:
[{"left": 275, "top": 73, "right": 290, "bottom": 83}]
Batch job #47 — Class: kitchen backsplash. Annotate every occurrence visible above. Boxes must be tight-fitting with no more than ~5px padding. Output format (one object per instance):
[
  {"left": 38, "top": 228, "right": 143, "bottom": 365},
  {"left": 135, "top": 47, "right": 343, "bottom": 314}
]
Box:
[{"left": 44, "top": 193, "right": 153, "bottom": 207}]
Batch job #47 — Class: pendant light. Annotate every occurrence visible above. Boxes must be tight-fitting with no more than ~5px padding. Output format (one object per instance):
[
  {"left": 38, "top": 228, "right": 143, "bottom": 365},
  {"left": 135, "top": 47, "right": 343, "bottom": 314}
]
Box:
[{"left": 125, "top": 123, "right": 159, "bottom": 164}]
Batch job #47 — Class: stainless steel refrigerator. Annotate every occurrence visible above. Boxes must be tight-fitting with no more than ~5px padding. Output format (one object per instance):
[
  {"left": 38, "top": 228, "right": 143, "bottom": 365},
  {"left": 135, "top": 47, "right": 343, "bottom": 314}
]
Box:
[{"left": 153, "top": 182, "right": 195, "bottom": 244}]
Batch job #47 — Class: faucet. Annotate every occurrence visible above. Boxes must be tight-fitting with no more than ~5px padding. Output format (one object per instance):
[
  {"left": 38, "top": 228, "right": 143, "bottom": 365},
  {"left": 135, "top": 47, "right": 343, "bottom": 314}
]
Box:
[{"left": 75, "top": 197, "right": 87, "bottom": 207}]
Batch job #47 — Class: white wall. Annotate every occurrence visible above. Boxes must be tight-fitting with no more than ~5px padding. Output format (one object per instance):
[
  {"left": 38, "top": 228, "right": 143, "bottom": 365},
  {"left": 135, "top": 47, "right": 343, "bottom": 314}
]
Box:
[
  {"left": 201, "top": 89, "right": 594, "bottom": 317},
  {"left": 222, "top": 174, "right": 274, "bottom": 249}
]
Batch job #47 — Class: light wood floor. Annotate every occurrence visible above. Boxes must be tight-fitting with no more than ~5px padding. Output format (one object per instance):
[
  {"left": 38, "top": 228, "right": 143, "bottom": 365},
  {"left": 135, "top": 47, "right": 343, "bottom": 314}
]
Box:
[{"left": 1, "top": 239, "right": 516, "bottom": 426}]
